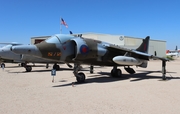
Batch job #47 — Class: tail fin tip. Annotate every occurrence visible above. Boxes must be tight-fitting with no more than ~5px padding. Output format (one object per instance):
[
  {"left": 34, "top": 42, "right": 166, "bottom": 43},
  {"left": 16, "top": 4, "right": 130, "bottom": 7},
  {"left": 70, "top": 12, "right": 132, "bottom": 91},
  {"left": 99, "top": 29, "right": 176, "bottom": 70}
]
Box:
[{"left": 136, "top": 36, "right": 150, "bottom": 53}]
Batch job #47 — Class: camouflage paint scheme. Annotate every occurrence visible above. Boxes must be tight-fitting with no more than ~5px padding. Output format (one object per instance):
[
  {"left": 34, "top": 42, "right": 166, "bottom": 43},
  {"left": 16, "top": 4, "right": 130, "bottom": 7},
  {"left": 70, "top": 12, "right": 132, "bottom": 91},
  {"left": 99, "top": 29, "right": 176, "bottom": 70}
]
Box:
[
  {"left": 11, "top": 34, "right": 167, "bottom": 67},
  {"left": 11, "top": 34, "right": 169, "bottom": 82},
  {"left": 0, "top": 44, "right": 63, "bottom": 64}
]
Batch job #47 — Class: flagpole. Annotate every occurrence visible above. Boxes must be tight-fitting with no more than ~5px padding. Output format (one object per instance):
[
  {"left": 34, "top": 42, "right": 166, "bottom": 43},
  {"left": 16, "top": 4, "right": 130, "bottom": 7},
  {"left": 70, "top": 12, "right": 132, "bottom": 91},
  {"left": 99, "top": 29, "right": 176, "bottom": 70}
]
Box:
[
  {"left": 60, "top": 18, "right": 62, "bottom": 34},
  {"left": 60, "top": 17, "right": 68, "bottom": 34}
]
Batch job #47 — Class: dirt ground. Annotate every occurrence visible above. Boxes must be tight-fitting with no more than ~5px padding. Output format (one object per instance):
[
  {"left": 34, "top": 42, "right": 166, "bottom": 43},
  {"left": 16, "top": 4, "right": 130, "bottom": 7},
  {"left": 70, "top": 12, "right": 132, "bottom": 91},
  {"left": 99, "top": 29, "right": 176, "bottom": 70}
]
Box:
[{"left": 1, "top": 59, "right": 180, "bottom": 114}]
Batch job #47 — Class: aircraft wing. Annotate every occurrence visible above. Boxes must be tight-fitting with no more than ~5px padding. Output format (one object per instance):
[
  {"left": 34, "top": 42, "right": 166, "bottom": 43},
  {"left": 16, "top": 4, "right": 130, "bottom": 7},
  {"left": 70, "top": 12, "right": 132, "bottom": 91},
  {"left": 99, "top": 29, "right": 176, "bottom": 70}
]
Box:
[
  {"left": 106, "top": 45, "right": 168, "bottom": 61},
  {"left": 0, "top": 42, "right": 22, "bottom": 46}
]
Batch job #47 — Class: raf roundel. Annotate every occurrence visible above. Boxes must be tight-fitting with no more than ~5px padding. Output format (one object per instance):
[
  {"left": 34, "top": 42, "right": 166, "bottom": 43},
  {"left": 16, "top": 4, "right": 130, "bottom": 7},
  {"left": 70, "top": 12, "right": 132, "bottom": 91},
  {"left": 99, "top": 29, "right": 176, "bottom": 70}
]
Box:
[{"left": 80, "top": 45, "right": 89, "bottom": 54}]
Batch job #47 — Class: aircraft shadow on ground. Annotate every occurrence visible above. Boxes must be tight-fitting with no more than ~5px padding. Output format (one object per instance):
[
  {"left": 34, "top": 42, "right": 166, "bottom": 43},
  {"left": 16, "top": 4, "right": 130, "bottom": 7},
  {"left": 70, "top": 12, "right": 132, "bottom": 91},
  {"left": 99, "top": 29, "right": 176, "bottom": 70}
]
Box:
[
  {"left": 6, "top": 67, "right": 73, "bottom": 73},
  {"left": 6, "top": 67, "right": 89, "bottom": 73},
  {"left": 53, "top": 70, "right": 180, "bottom": 88},
  {"left": 25, "top": 68, "right": 89, "bottom": 73},
  {"left": 28, "top": 68, "right": 74, "bottom": 73},
  {"left": 4, "top": 66, "right": 21, "bottom": 68},
  {"left": 4, "top": 64, "right": 46, "bottom": 68}
]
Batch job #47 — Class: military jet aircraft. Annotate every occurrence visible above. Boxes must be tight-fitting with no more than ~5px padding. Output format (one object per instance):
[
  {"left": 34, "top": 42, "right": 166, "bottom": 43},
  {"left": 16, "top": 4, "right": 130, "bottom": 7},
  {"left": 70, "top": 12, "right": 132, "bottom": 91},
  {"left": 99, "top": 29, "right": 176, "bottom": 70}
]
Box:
[
  {"left": 0, "top": 58, "right": 14, "bottom": 67},
  {"left": 0, "top": 43, "right": 22, "bottom": 68},
  {"left": 11, "top": 34, "right": 168, "bottom": 83},
  {"left": 166, "top": 46, "right": 179, "bottom": 57},
  {"left": 0, "top": 43, "right": 72, "bottom": 72}
]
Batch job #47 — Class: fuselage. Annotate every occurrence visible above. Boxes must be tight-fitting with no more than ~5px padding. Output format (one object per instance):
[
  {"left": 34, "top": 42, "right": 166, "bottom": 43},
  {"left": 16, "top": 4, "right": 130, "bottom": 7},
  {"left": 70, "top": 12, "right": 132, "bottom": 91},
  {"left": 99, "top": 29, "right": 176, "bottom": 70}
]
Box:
[
  {"left": 0, "top": 44, "right": 59, "bottom": 63},
  {"left": 12, "top": 34, "right": 146, "bottom": 66}
]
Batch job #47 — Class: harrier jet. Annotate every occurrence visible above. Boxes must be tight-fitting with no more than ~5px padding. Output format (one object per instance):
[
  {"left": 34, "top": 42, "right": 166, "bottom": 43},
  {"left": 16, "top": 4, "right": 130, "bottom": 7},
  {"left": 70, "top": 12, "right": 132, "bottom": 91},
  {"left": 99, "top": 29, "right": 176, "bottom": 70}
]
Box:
[
  {"left": 11, "top": 34, "right": 168, "bottom": 82},
  {"left": 0, "top": 43, "right": 72, "bottom": 71}
]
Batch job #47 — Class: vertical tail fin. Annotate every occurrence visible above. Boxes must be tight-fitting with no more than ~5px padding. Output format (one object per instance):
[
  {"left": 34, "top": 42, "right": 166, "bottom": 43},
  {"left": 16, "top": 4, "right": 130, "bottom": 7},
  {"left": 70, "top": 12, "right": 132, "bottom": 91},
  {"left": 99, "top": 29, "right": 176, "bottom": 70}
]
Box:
[
  {"left": 135, "top": 36, "right": 150, "bottom": 68},
  {"left": 175, "top": 46, "right": 178, "bottom": 51},
  {"left": 136, "top": 36, "right": 150, "bottom": 53},
  {"left": 69, "top": 31, "right": 73, "bottom": 34}
]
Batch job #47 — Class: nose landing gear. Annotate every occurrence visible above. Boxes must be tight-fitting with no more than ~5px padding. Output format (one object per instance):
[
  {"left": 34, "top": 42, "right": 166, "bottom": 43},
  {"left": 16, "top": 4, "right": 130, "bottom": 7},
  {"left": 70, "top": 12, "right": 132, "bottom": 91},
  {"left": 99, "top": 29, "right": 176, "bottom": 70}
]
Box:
[
  {"left": 53, "top": 63, "right": 60, "bottom": 70},
  {"left": 73, "top": 64, "right": 86, "bottom": 83}
]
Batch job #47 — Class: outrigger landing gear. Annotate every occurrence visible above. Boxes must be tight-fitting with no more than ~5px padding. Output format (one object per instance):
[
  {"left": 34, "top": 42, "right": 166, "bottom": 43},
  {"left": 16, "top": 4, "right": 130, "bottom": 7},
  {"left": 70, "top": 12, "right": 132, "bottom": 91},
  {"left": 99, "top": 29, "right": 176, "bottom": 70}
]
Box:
[
  {"left": 162, "top": 60, "right": 166, "bottom": 80},
  {"left": 111, "top": 66, "right": 122, "bottom": 77},
  {"left": 1, "top": 63, "right": 5, "bottom": 68},
  {"left": 73, "top": 64, "right": 86, "bottom": 83}
]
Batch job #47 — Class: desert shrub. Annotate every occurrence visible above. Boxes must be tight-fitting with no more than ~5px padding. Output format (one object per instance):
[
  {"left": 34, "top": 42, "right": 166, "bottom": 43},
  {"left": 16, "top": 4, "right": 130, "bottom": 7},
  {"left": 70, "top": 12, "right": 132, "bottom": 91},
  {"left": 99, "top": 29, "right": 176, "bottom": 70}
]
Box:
[{"left": 165, "top": 56, "right": 174, "bottom": 60}]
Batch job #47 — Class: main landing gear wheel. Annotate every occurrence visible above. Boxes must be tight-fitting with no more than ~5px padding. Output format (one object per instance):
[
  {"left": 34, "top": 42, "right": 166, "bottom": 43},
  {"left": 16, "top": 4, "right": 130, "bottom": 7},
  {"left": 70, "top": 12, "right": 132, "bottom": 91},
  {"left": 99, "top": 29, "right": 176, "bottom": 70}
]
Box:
[
  {"left": 76, "top": 72, "right": 86, "bottom": 83},
  {"left": 111, "top": 69, "right": 122, "bottom": 77},
  {"left": 25, "top": 66, "right": 32, "bottom": 72}
]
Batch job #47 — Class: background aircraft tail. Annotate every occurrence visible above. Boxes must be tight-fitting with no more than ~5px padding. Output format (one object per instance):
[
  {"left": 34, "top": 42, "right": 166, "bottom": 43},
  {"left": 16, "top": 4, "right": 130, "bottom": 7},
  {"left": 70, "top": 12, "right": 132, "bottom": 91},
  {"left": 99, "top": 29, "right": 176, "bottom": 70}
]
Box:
[{"left": 136, "top": 36, "right": 149, "bottom": 53}]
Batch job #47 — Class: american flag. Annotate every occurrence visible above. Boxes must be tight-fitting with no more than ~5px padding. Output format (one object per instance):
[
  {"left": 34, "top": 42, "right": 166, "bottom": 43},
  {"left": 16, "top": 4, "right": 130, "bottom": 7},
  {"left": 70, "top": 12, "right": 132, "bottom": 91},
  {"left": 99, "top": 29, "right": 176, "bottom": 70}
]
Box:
[{"left": 61, "top": 18, "right": 68, "bottom": 28}]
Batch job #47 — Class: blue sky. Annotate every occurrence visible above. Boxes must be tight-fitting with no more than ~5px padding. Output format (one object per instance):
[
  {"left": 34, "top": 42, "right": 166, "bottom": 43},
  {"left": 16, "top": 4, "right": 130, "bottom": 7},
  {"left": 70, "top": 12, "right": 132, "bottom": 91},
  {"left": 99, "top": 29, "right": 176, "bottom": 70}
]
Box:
[{"left": 0, "top": 0, "right": 179, "bottom": 49}]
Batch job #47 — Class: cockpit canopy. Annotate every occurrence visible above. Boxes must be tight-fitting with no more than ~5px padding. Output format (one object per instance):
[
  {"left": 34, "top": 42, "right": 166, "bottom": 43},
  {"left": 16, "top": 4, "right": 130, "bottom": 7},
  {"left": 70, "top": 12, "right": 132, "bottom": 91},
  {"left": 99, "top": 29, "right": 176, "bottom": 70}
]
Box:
[{"left": 45, "top": 34, "right": 75, "bottom": 44}]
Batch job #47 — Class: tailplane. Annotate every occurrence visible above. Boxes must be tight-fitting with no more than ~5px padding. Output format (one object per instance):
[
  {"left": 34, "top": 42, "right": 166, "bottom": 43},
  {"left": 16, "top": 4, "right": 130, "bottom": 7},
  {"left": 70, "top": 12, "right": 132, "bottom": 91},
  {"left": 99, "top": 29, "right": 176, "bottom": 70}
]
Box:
[{"left": 136, "top": 36, "right": 150, "bottom": 53}]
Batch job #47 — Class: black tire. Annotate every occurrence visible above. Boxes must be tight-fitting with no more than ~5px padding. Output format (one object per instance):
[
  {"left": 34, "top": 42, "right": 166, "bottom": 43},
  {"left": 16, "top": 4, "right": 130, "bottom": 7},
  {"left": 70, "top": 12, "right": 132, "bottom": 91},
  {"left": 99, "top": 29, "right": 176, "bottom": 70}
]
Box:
[
  {"left": 111, "top": 69, "right": 122, "bottom": 77},
  {"left": 56, "top": 65, "right": 60, "bottom": 70},
  {"left": 115, "top": 69, "right": 122, "bottom": 77},
  {"left": 76, "top": 72, "right": 86, "bottom": 83},
  {"left": 90, "top": 70, "right": 93, "bottom": 74},
  {"left": 53, "top": 65, "right": 60, "bottom": 70},
  {"left": 111, "top": 69, "right": 116, "bottom": 77},
  {"left": 26, "top": 66, "right": 32, "bottom": 72},
  {"left": 21, "top": 63, "right": 26, "bottom": 67}
]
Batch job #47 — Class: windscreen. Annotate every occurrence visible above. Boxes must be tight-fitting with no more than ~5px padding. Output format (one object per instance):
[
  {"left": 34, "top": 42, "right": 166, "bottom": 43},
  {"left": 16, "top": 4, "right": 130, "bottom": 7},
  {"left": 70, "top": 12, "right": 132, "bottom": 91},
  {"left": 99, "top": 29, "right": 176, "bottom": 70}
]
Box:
[
  {"left": 55, "top": 34, "right": 75, "bottom": 44},
  {"left": 45, "top": 35, "right": 61, "bottom": 44}
]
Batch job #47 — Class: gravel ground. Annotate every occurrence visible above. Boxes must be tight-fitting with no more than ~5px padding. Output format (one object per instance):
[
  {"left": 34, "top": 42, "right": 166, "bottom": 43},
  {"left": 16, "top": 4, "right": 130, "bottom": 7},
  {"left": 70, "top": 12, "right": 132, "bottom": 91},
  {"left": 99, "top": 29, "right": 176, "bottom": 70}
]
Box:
[{"left": 0, "top": 59, "right": 180, "bottom": 114}]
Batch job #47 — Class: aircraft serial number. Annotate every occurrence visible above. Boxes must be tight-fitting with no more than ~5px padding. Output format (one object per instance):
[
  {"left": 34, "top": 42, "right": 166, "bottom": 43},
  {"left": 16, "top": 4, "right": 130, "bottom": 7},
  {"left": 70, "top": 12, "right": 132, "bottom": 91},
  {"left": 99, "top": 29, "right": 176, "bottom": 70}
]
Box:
[{"left": 48, "top": 52, "right": 61, "bottom": 57}]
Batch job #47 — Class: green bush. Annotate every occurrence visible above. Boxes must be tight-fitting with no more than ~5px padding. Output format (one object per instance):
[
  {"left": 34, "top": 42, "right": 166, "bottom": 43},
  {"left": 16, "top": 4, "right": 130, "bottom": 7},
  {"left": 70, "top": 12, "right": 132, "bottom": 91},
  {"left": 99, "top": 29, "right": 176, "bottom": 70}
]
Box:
[{"left": 165, "top": 56, "right": 174, "bottom": 60}]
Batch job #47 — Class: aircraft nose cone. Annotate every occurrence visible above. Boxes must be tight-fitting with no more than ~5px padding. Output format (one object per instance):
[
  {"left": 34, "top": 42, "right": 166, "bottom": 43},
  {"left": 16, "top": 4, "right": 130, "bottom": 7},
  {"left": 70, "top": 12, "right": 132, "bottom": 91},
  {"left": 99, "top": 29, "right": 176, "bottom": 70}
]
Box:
[{"left": 11, "top": 45, "right": 42, "bottom": 57}]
